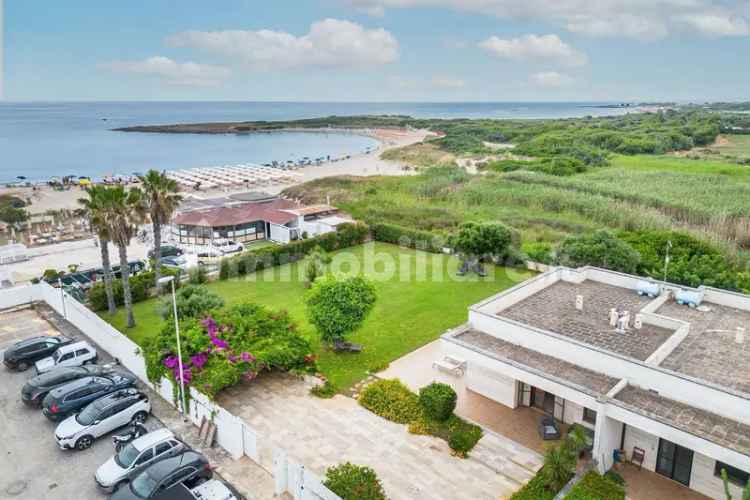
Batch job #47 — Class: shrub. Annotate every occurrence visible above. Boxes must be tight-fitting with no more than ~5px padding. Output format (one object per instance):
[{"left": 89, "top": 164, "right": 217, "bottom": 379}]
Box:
[
  {"left": 188, "top": 266, "right": 207, "bottom": 285},
  {"left": 370, "top": 222, "right": 445, "bottom": 253},
  {"left": 159, "top": 284, "right": 224, "bottom": 320},
  {"left": 358, "top": 379, "right": 422, "bottom": 424},
  {"left": 323, "top": 463, "right": 386, "bottom": 500},
  {"left": 452, "top": 221, "right": 514, "bottom": 261},
  {"left": 219, "top": 258, "right": 230, "bottom": 280},
  {"left": 509, "top": 473, "right": 558, "bottom": 500},
  {"left": 540, "top": 441, "right": 576, "bottom": 492},
  {"left": 565, "top": 471, "right": 625, "bottom": 500},
  {"left": 311, "top": 380, "right": 337, "bottom": 399},
  {"left": 306, "top": 275, "right": 377, "bottom": 344},
  {"left": 524, "top": 242, "right": 554, "bottom": 264},
  {"left": 419, "top": 382, "right": 457, "bottom": 422},
  {"left": 448, "top": 424, "right": 483, "bottom": 458},
  {"left": 556, "top": 230, "right": 640, "bottom": 274}
]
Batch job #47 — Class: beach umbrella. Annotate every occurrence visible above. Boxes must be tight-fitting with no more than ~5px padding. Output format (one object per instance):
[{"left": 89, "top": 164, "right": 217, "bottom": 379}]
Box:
[{"left": 79, "top": 178, "right": 91, "bottom": 186}]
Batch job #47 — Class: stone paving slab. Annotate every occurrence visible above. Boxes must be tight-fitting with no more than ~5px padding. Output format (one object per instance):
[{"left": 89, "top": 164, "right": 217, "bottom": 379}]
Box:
[{"left": 218, "top": 372, "right": 544, "bottom": 500}]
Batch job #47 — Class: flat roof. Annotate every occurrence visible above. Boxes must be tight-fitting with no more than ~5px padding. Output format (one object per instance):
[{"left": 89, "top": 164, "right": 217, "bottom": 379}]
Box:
[
  {"left": 454, "top": 328, "right": 619, "bottom": 397},
  {"left": 173, "top": 198, "right": 299, "bottom": 227},
  {"left": 498, "top": 280, "right": 674, "bottom": 361},
  {"left": 615, "top": 384, "right": 750, "bottom": 457},
  {"left": 657, "top": 300, "right": 750, "bottom": 395}
]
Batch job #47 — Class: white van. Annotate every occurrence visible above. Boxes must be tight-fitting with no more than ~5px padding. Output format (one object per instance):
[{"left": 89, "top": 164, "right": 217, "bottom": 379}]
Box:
[{"left": 35, "top": 341, "right": 97, "bottom": 374}]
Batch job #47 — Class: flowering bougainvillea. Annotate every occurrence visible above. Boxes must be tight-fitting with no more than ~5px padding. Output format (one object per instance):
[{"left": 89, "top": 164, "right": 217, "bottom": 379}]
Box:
[{"left": 145, "top": 301, "right": 316, "bottom": 397}]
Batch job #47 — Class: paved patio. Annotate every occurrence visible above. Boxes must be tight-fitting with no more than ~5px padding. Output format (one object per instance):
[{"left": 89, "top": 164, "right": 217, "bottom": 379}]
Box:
[
  {"left": 619, "top": 464, "right": 711, "bottom": 500},
  {"left": 218, "top": 371, "right": 543, "bottom": 500},
  {"left": 379, "top": 339, "right": 566, "bottom": 454}
]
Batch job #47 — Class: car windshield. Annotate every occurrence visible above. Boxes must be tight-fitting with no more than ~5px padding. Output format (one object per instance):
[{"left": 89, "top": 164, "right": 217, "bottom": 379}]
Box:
[
  {"left": 131, "top": 469, "right": 159, "bottom": 497},
  {"left": 75, "top": 403, "right": 100, "bottom": 426},
  {"left": 115, "top": 442, "right": 141, "bottom": 468}
]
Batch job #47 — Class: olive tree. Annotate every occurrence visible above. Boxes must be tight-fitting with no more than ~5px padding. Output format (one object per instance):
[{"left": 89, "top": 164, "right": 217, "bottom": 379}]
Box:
[
  {"left": 306, "top": 275, "right": 376, "bottom": 345},
  {"left": 453, "top": 221, "right": 513, "bottom": 276}
]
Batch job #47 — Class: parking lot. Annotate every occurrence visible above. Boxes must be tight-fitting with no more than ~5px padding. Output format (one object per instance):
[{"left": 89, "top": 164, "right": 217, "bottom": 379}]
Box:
[{"left": 0, "top": 308, "right": 162, "bottom": 500}]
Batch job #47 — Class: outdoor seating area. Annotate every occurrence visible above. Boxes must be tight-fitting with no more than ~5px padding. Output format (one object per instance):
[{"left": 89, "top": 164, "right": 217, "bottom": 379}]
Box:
[
  {"left": 539, "top": 416, "right": 561, "bottom": 440},
  {"left": 166, "top": 164, "right": 302, "bottom": 190}
]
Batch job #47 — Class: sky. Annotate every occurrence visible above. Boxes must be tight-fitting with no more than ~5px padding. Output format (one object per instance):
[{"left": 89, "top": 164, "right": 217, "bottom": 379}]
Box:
[{"left": 3, "top": 0, "right": 750, "bottom": 102}]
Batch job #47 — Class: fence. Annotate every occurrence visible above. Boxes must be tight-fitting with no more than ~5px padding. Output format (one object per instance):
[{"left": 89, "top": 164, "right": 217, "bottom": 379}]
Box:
[{"left": 1, "top": 282, "right": 338, "bottom": 500}]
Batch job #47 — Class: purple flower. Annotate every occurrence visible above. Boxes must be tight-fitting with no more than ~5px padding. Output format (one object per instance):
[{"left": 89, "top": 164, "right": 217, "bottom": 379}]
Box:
[
  {"left": 240, "top": 351, "right": 256, "bottom": 363},
  {"left": 228, "top": 354, "right": 238, "bottom": 364},
  {"left": 242, "top": 370, "right": 257, "bottom": 381},
  {"left": 210, "top": 336, "right": 229, "bottom": 350},
  {"left": 163, "top": 356, "right": 178, "bottom": 369},
  {"left": 190, "top": 352, "right": 208, "bottom": 370},
  {"left": 174, "top": 366, "right": 192, "bottom": 384},
  {"left": 201, "top": 316, "right": 218, "bottom": 337}
]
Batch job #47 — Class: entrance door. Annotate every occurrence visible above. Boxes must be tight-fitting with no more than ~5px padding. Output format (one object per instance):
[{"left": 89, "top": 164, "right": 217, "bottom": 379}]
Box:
[
  {"left": 531, "top": 388, "right": 556, "bottom": 415},
  {"left": 656, "top": 439, "right": 694, "bottom": 486}
]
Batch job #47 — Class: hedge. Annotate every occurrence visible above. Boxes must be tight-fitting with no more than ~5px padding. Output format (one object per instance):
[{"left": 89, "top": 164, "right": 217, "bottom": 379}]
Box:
[
  {"left": 419, "top": 382, "right": 457, "bottom": 422},
  {"left": 564, "top": 471, "right": 625, "bottom": 500},
  {"left": 219, "top": 222, "right": 369, "bottom": 279},
  {"left": 369, "top": 222, "right": 445, "bottom": 253},
  {"left": 89, "top": 268, "right": 180, "bottom": 312},
  {"left": 324, "top": 463, "right": 387, "bottom": 500}
]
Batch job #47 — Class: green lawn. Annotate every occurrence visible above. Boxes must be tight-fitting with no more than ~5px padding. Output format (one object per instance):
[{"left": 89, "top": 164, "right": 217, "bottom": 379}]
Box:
[{"left": 103, "top": 242, "right": 533, "bottom": 389}]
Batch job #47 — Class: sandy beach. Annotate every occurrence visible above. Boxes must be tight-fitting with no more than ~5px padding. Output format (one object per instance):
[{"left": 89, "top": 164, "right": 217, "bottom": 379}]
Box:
[{"left": 0, "top": 128, "right": 430, "bottom": 283}]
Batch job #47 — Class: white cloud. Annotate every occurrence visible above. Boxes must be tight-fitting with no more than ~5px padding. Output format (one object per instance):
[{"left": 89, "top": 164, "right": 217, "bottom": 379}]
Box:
[
  {"left": 479, "top": 34, "right": 587, "bottom": 67},
  {"left": 388, "top": 75, "right": 466, "bottom": 89},
  {"left": 529, "top": 71, "right": 574, "bottom": 87},
  {"left": 100, "top": 56, "right": 230, "bottom": 87},
  {"left": 341, "top": 0, "right": 750, "bottom": 40},
  {"left": 166, "top": 19, "right": 399, "bottom": 69},
  {"left": 679, "top": 13, "right": 750, "bottom": 36},
  {"left": 432, "top": 77, "right": 466, "bottom": 88}
]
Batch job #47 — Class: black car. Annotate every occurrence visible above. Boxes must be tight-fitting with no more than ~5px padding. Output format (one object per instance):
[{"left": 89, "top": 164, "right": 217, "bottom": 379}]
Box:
[
  {"left": 148, "top": 246, "right": 184, "bottom": 260},
  {"left": 21, "top": 364, "right": 113, "bottom": 406},
  {"left": 153, "top": 480, "right": 244, "bottom": 500},
  {"left": 112, "top": 451, "right": 212, "bottom": 500},
  {"left": 41, "top": 372, "right": 136, "bottom": 421},
  {"left": 3, "top": 335, "right": 73, "bottom": 371}
]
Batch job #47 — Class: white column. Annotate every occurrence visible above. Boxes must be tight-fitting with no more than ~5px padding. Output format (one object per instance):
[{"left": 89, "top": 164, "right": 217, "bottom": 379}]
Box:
[{"left": 593, "top": 410, "right": 624, "bottom": 473}]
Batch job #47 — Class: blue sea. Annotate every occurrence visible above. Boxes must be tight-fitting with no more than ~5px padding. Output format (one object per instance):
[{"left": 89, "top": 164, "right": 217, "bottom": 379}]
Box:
[{"left": 0, "top": 101, "right": 632, "bottom": 183}]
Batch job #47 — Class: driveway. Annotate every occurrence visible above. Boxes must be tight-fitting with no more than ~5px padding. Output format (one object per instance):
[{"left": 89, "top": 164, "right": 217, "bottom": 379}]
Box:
[{"left": 218, "top": 371, "right": 542, "bottom": 500}]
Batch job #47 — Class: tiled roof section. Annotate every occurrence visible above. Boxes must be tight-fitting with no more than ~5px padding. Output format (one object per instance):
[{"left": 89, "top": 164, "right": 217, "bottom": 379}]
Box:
[
  {"left": 499, "top": 280, "right": 674, "bottom": 361},
  {"left": 656, "top": 301, "right": 750, "bottom": 395},
  {"left": 174, "top": 198, "right": 299, "bottom": 227},
  {"left": 282, "top": 204, "right": 336, "bottom": 216},
  {"left": 455, "top": 329, "right": 619, "bottom": 396},
  {"left": 615, "top": 385, "right": 750, "bottom": 457}
]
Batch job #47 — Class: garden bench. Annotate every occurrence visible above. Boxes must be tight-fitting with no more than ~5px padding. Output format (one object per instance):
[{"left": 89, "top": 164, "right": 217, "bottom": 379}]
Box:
[
  {"left": 432, "top": 355, "right": 466, "bottom": 376},
  {"left": 333, "top": 340, "right": 363, "bottom": 353}
]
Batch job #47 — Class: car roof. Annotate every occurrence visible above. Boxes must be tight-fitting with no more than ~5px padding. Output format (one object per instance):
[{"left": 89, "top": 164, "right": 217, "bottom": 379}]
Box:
[
  {"left": 31, "top": 366, "right": 86, "bottom": 384},
  {"left": 132, "top": 428, "right": 175, "bottom": 451},
  {"left": 48, "top": 375, "right": 105, "bottom": 395},
  {"left": 146, "top": 451, "right": 206, "bottom": 481},
  {"left": 15, "top": 335, "right": 65, "bottom": 348},
  {"left": 92, "top": 388, "right": 142, "bottom": 408},
  {"left": 58, "top": 340, "right": 92, "bottom": 352}
]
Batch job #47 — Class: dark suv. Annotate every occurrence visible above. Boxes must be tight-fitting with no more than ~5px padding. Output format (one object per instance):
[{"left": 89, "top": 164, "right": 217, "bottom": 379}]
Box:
[
  {"left": 3, "top": 335, "right": 72, "bottom": 371},
  {"left": 22, "top": 364, "right": 113, "bottom": 406},
  {"left": 148, "top": 246, "right": 184, "bottom": 260},
  {"left": 42, "top": 372, "right": 136, "bottom": 421},
  {"left": 112, "top": 450, "right": 212, "bottom": 500}
]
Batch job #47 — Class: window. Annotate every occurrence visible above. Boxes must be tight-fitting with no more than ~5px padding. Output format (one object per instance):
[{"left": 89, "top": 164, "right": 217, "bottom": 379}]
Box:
[
  {"left": 715, "top": 462, "right": 749, "bottom": 487},
  {"left": 74, "top": 348, "right": 89, "bottom": 357},
  {"left": 59, "top": 352, "right": 75, "bottom": 362},
  {"left": 135, "top": 448, "right": 154, "bottom": 466},
  {"left": 155, "top": 442, "right": 172, "bottom": 456},
  {"left": 583, "top": 407, "right": 597, "bottom": 425}
]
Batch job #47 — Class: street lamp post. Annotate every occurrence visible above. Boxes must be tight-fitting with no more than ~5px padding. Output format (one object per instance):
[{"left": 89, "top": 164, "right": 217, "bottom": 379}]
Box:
[{"left": 158, "top": 275, "right": 188, "bottom": 421}]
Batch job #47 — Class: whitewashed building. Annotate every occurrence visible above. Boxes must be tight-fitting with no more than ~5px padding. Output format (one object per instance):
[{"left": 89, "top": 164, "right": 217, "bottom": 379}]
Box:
[{"left": 441, "top": 266, "right": 750, "bottom": 498}]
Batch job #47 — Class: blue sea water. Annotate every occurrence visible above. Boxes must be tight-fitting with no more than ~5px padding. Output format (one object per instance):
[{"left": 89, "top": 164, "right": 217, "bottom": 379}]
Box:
[{"left": 0, "top": 101, "right": 632, "bottom": 183}]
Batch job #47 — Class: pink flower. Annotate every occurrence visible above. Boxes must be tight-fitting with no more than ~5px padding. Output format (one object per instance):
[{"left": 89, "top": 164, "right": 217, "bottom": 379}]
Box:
[
  {"left": 242, "top": 370, "right": 257, "bottom": 381},
  {"left": 240, "top": 351, "right": 255, "bottom": 363},
  {"left": 211, "top": 336, "right": 229, "bottom": 350},
  {"left": 228, "top": 354, "right": 238, "bottom": 364},
  {"left": 190, "top": 352, "right": 208, "bottom": 370},
  {"left": 163, "top": 356, "right": 178, "bottom": 369},
  {"left": 201, "top": 316, "right": 218, "bottom": 337}
]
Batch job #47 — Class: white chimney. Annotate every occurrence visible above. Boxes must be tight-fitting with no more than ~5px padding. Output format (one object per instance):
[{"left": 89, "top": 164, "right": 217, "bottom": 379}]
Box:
[
  {"left": 609, "top": 308, "right": 619, "bottom": 327},
  {"left": 575, "top": 294, "right": 584, "bottom": 311},
  {"left": 736, "top": 327, "right": 746, "bottom": 345},
  {"left": 634, "top": 314, "right": 643, "bottom": 330}
]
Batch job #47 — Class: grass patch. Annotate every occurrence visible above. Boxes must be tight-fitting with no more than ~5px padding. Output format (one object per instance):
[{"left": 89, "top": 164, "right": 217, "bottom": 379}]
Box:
[
  {"left": 565, "top": 471, "right": 625, "bottom": 500},
  {"left": 509, "top": 471, "right": 567, "bottom": 500},
  {"left": 102, "top": 242, "right": 532, "bottom": 389}
]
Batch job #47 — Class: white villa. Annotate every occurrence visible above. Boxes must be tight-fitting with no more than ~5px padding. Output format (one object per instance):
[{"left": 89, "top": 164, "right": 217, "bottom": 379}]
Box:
[{"left": 440, "top": 266, "right": 750, "bottom": 499}]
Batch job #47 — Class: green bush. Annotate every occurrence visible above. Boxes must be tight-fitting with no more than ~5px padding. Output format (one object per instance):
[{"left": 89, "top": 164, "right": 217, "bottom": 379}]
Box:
[
  {"left": 565, "top": 471, "right": 625, "bottom": 500},
  {"left": 88, "top": 268, "right": 180, "bottom": 312},
  {"left": 306, "top": 275, "right": 377, "bottom": 344},
  {"left": 219, "top": 258, "right": 230, "bottom": 280},
  {"left": 310, "top": 380, "right": 337, "bottom": 399},
  {"left": 159, "top": 284, "right": 224, "bottom": 320},
  {"left": 509, "top": 473, "right": 559, "bottom": 500},
  {"left": 323, "top": 463, "right": 386, "bottom": 500},
  {"left": 419, "top": 382, "right": 457, "bottom": 422},
  {"left": 524, "top": 241, "right": 554, "bottom": 264},
  {"left": 358, "top": 379, "right": 422, "bottom": 424},
  {"left": 448, "top": 422, "right": 483, "bottom": 458},
  {"left": 188, "top": 266, "right": 207, "bottom": 285},
  {"left": 370, "top": 222, "right": 445, "bottom": 253},
  {"left": 556, "top": 230, "right": 641, "bottom": 274}
]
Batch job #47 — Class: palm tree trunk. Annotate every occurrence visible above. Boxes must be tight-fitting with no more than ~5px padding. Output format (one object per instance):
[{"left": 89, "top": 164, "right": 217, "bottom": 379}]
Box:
[
  {"left": 153, "top": 219, "right": 162, "bottom": 293},
  {"left": 99, "top": 237, "right": 116, "bottom": 315},
  {"left": 118, "top": 243, "right": 135, "bottom": 328}
]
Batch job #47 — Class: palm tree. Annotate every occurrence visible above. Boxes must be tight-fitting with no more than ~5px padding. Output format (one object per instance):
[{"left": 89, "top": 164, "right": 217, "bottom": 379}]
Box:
[
  {"left": 78, "top": 186, "right": 117, "bottom": 315},
  {"left": 140, "top": 170, "right": 182, "bottom": 291},
  {"left": 540, "top": 441, "right": 576, "bottom": 491},
  {"left": 104, "top": 186, "right": 145, "bottom": 328}
]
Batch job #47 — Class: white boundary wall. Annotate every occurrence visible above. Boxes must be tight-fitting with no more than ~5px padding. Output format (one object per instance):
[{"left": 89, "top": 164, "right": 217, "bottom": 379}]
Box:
[{"left": 1, "top": 283, "right": 339, "bottom": 500}]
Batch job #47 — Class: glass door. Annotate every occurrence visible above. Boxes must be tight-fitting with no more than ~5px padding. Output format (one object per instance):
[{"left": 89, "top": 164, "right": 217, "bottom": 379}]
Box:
[{"left": 656, "top": 439, "right": 693, "bottom": 486}]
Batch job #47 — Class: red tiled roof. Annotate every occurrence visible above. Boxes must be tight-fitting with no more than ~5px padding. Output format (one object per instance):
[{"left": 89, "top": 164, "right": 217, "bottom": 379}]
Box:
[{"left": 174, "top": 198, "right": 299, "bottom": 227}]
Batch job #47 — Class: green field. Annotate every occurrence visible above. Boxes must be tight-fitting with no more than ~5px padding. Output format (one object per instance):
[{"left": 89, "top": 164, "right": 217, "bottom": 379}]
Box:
[
  {"left": 714, "top": 134, "right": 750, "bottom": 159},
  {"left": 103, "top": 242, "right": 532, "bottom": 389}
]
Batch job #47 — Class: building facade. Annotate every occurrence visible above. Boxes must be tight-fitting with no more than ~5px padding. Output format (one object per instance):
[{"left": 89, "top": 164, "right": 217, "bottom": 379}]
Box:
[{"left": 441, "top": 266, "right": 750, "bottom": 499}]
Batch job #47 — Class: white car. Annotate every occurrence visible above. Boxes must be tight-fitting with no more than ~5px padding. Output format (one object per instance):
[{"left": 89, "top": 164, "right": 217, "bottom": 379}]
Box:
[
  {"left": 213, "top": 239, "right": 244, "bottom": 255},
  {"left": 35, "top": 340, "right": 97, "bottom": 374},
  {"left": 55, "top": 388, "right": 150, "bottom": 451},
  {"left": 95, "top": 428, "right": 187, "bottom": 492}
]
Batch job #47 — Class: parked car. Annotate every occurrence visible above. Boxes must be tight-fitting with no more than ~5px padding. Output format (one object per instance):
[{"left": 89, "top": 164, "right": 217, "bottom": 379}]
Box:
[
  {"left": 96, "top": 261, "right": 147, "bottom": 280},
  {"left": 95, "top": 428, "right": 188, "bottom": 492},
  {"left": 42, "top": 372, "right": 136, "bottom": 421},
  {"left": 54, "top": 388, "right": 150, "bottom": 451},
  {"left": 160, "top": 256, "right": 189, "bottom": 271},
  {"left": 212, "top": 239, "right": 244, "bottom": 255},
  {"left": 163, "top": 479, "right": 244, "bottom": 500},
  {"left": 111, "top": 450, "right": 212, "bottom": 500},
  {"left": 3, "top": 335, "right": 73, "bottom": 371},
  {"left": 34, "top": 340, "right": 97, "bottom": 374},
  {"left": 22, "top": 364, "right": 114, "bottom": 406},
  {"left": 148, "top": 246, "right": 184, "bottom": 260}
]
